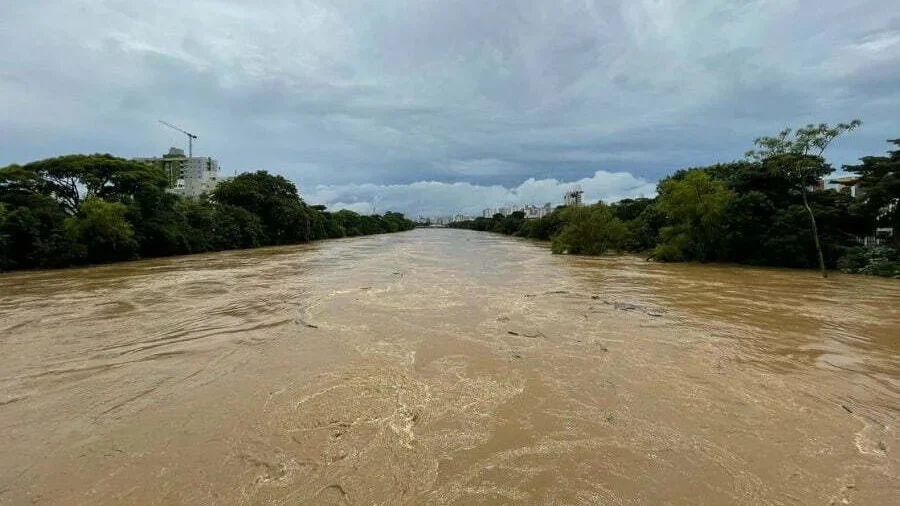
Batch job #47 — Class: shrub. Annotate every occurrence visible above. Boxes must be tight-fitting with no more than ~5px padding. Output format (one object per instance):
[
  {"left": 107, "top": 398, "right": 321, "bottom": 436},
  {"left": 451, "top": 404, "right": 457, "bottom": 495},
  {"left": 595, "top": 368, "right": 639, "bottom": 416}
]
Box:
[{"left": 837, "top": 246, "right": 900, "bottom": 278}]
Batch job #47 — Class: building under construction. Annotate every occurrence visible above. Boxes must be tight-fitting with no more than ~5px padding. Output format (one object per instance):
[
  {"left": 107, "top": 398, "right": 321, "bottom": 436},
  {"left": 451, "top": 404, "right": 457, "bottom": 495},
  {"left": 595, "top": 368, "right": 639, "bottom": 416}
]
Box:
[
  {"left": 564, "top": 185, "right": 584, "bottom": 207},
  {"left": 133, "top": 147, "right": 221, "bottom": 197}
]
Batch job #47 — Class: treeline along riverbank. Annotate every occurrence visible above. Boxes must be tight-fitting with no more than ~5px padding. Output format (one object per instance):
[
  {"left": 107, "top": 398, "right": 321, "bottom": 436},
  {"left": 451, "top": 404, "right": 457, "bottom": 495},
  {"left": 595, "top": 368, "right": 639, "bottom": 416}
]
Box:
[
  {"left": 0, "top": 155, "right": 414, "bottom": 271},
  {"left": 451, "top": 124, "right": 900, "bottom": 278}
]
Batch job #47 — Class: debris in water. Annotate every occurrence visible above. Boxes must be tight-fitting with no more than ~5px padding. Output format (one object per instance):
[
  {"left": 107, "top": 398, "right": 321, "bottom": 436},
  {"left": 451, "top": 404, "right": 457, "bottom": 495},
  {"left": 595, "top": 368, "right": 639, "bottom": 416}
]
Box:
[
  {"left": 296, "top": 319, "right": 319, "bottom": 329},
  {"left": 604, "top": 299, "right": 667, "bottom": 317},
  {"left": 507, "top": 330, "right": 544, "bottom": 338}
]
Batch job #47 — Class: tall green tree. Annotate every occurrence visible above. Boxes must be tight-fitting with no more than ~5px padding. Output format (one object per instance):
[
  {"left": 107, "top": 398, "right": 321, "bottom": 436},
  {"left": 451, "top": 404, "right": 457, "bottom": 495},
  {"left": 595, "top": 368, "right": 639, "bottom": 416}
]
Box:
[
  {"left": 15, "top": 154, "right": 167, "bottom": 213},
  {"left": 0, "top": 190, "right": 76, "bottom": 269},
  {"left": 551, "top": 204, "right": 628, "bottom": 255},
  {"left": 653, "top": 170, "right": 733, "bottom": 262},
  {"left": 65, "top": 198, "right": 138, "bottom": 263},
  {"left": 745, "top": 120, "right": 861, "bottom": 277},
  {"left": 212, "top": 171, "right": 319, "bottom": 244}
]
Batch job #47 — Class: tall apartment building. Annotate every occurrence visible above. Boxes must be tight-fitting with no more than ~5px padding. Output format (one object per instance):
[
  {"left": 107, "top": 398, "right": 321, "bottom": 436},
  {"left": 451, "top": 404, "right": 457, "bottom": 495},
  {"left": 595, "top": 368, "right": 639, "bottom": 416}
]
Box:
[
  {"left": 133, "top": 147, "right": 221, "bottom": 197},
  {"left": 524, "top": 203, "right": 553, "bottom": 219}
]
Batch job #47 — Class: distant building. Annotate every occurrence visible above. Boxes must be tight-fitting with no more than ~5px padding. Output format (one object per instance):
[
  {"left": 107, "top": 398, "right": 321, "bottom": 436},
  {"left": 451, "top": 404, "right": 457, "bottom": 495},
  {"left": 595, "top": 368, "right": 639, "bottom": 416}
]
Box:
[
  {"left": 481, "top": 202, "right": 554, "bottom": 219},
  {"left": 564, "top": 186, "right": 584, "bottom": 207},
  {"left": 523, "top": 203, "right": 553, "bottom": 219},
  {"left": 133, "top": 147, "right": 221, "bottom": 197},
  {"left": 828, "top": 177, "right": 894, "bottom": 244},
  {"left": 829, "top": 177, "right": 866, "bottom": 198}
]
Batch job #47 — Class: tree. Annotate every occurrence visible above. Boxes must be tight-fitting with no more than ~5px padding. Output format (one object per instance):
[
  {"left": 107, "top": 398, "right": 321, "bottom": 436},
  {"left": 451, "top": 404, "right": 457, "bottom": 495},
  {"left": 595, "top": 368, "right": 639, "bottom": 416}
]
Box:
[
  {"left": 383, "top": 211, "right": 414, "bottom": 232},
  {"left": 65, "top": 198, "right": 138, "bottom": 263},
  {"left": 212, "top": 171, "right": 320, "bottom": 244},
  {"left": 211, "top": 204, "right": 265, "bottom": 250},
  {"left": 518, "top": 209, "right": 566, "bottom": 240},
  {"left": 0, "top": 190, "right": 76, "bottom": 269},
  {"left": 746, "top": 120, "right": 862, "bottom": 277},
  {"left": 1, "top": 155, "right": 413, "bottom": 272},
  {"left": 621, "top": 202, "right": 665, "bottom": 253},
  {"left": 492, "top": 211, "right": 526, "bottom": 235},
  {"left": 15, "top": 154, "right": 167, "bottom": 214},
  {"left": 652, "top": 170, "right": 733, "bottom": 262},
  {"left": 551, "top": 204, "right": 628, "bottom": 255},
  {"left": 0, "top": 204, "right": 7, "bottom": 270},
  {"left": 845, "top": 139, "right": 900, "bottom": 248}
]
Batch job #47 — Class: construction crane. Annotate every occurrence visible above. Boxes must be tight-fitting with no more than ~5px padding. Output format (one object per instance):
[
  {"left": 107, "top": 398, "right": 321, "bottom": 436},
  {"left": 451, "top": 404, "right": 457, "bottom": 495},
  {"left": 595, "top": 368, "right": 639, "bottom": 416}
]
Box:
[{"left": 158, "top": 120, "right": 198, "bottom": 158}]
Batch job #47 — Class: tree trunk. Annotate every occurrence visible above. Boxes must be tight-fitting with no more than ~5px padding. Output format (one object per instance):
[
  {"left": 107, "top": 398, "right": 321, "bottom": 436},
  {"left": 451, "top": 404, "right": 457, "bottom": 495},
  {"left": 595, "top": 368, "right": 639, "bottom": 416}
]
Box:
[{"left": 801, "top": 187, "right": 827, "bottom": 278}]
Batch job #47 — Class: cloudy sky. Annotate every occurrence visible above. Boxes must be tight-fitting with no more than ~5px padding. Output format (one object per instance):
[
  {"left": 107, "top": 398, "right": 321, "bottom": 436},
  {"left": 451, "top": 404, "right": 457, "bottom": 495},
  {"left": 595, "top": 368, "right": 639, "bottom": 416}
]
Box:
[{"left": 1, "top": 0, "right": 898, "bottom": 216}]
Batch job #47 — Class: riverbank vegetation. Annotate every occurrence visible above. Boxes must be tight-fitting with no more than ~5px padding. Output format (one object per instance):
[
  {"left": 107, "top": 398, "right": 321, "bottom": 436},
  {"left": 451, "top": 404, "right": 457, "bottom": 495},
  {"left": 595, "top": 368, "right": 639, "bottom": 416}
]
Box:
[
  {"left": 451, "top": 125, "right": 899, "bottom": 278},
  {"left": 0, "top": 155, "right": 414, "bottom": 271}
]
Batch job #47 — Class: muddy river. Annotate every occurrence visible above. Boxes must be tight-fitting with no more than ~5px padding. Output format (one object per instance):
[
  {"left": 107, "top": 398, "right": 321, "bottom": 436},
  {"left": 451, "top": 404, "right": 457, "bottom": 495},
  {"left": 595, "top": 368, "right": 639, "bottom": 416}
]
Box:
[{"left": 0, "top": 229, "right": 897, "bottom": 505}]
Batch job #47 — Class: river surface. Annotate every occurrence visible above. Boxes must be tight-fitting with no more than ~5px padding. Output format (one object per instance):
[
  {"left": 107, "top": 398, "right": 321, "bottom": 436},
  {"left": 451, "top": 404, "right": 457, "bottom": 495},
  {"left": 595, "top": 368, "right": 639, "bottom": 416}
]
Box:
[{"left": 0, "top": 229, "right": 898, "bottom": 505}]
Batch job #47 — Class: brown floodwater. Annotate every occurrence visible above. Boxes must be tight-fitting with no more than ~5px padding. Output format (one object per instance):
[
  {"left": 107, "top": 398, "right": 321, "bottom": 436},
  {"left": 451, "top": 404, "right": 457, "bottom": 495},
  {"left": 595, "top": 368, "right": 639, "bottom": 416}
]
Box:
[{"left": 0, "top": 228, "right": 897, "bottom": 505}]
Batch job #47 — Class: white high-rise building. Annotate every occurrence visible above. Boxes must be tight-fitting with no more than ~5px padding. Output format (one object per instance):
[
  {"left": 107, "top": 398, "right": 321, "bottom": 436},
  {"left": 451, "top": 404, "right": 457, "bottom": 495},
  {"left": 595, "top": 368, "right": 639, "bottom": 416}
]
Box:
[{"left": 134, "top": 147, "right": 221, "bottom": 197}]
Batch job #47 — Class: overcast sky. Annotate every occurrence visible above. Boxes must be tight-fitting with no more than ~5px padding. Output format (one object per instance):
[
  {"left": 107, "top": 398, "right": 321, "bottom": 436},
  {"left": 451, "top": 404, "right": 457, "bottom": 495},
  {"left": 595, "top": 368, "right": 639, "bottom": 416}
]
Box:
[{"left": 2, "top": 1, "right": 898, "bottom": 216}]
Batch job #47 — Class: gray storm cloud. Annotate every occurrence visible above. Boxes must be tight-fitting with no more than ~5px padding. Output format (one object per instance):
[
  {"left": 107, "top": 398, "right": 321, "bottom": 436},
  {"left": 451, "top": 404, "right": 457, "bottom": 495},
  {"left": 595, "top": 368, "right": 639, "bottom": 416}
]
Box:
[{"left": 1, "top": 0, "right": 898, "bottom": 215}]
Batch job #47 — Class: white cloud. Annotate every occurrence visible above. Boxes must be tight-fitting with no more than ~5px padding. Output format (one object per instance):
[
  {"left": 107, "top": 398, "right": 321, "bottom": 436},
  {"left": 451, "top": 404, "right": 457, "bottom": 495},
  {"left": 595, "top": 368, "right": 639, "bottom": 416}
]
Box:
[{"left": 306, "top": 170, "right": 656, "bottom": 217}]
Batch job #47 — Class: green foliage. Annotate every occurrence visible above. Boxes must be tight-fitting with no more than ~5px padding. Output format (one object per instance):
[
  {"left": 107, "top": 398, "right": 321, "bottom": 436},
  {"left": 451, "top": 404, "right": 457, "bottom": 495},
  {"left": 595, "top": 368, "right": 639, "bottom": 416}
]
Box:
[
  {"left": 837, "top": 246, "right": 900, "bottom": 278},
  {"left": 618, "top": 200, "right": 664, "bottom": 252},
  {"left": 745, "top": 121, "right": 862, "bottom": 276},
  {"left": 449, "top": 207, "right": 569, "bottom": 240},
  {"left": 0, "top": 156, "right": 413, "bottom": 271},
  {"left": 212, "top": 171, "right": 316, "bottom": 244},
  {"left": 16, "top": 154, "right": 168, "bottom": 213},
  {"left": 494, "top": 211, "right": 526, "bottom": 235},
  {"left": 211, "top": 204, "right": 265, "bottom": 250},
  {"left": 0, "top": 204, "right": 7, "bottom": 270},
  {"left": 450, "top": 121, "right": 896, "bottom": 276},
  {"left": 745, "top": 121, "right": 862, "bottom": 166},
  {"left": 551, "top": 204, "right": 628, "bottom": 255},
  {"left": 651, "top": 170, "right": 733, "bottom": 262},
  {"left": 0, "top": 193, "right": 77, "bottom": 269},
  {"left": 65, "top": 198, "right": 137, "bottom": 263},
  {"left": 845, "top": 139, "right": 900, "bottom": 249}
]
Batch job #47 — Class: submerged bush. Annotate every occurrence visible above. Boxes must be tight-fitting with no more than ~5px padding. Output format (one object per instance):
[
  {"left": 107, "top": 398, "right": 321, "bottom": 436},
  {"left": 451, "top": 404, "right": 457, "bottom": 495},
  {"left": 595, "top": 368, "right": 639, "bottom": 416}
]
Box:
[
  {"left": 550, "top": 204, "right": 628, "bottom": 255},
  {"left": 837, "top": 246, "right": 900, "bottom": 278}
]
